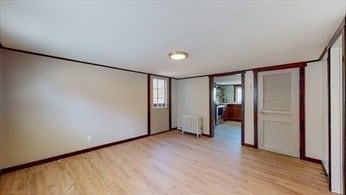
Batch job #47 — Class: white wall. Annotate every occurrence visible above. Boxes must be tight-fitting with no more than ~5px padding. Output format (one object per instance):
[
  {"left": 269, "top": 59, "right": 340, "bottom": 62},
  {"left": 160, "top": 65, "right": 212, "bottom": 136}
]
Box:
[
  {"left": 0, "top": 49, "right": 3, "bottom": 170},
  {"left": 305, "top": 61, "right": 328, "bottom": 162},
  {"left": 330, "top": 35, "right": 344, "bottom": 194},
  {"left": 171, "top": 79, "right": 177, "bottom": 128},
  {"left": 176, "top": 77, "right": 210, "bottom": 135},
  {"left": 2, "top": 50, "right": 148, "bottom": 168},
  {"left": 244, "top": 71, "right": 254, "bottom": 145}
]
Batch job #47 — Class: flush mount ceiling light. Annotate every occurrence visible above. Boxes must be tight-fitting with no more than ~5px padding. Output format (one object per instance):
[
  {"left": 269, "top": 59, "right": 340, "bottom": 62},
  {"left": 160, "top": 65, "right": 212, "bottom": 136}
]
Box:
[{"left": 168, "top": 51, "right": 188, "bottom": 60}]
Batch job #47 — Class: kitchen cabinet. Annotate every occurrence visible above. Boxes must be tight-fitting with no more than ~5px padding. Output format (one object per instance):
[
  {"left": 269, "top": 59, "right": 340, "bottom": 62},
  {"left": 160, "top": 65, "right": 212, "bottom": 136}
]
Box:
[{"left": 223, "top": 104, "right": 242, "bottom": 121}]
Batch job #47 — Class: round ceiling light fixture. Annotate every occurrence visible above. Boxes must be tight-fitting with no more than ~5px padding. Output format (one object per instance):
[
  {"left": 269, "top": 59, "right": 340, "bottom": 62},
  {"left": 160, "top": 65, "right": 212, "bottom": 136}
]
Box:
[{"left": 168, "top": 51, "right": 188, "bottom": 60}]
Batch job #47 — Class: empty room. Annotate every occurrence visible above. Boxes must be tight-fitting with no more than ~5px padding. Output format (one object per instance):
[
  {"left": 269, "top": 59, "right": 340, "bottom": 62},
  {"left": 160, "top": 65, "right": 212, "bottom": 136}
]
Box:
[{"left": 0, "top": 1, "right": 345, "bottom": 194}]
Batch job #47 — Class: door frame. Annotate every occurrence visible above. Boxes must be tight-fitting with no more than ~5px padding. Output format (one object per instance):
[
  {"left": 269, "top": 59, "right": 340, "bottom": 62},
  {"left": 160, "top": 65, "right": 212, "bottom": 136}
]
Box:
[
  {"left": 253, "top": 63, "right": 307, "bottom": 159},
  {"left": 208, "top": 72, "right": 245, "bottom": 145},
  {"left": 147, "top": 75, "right": 172, "bottom": 136}
]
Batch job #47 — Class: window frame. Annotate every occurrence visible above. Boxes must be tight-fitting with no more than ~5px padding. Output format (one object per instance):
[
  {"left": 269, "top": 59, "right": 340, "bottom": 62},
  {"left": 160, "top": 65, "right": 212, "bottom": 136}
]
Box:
[{"left": 152, "top": 78, "right": 168, "bottom": 109}]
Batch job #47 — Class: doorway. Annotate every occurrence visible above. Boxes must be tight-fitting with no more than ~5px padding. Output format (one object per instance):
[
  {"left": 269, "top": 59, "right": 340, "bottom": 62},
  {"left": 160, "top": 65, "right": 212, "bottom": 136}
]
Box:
[
  {"left": 210, "top": 73, "right": 245, "bottom": 144},
  {"left": 149, "top": 75, "right": 170, "bottom": 135}
]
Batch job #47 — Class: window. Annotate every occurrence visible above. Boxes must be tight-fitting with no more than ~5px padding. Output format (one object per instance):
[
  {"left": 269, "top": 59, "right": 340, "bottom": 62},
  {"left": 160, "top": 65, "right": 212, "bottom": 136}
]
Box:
[
  {"left": 234, "top": 85, "right": 242, "bottom": 103},
  {"left": 153, "top": 78, "right": 167, "bottom": 108}
]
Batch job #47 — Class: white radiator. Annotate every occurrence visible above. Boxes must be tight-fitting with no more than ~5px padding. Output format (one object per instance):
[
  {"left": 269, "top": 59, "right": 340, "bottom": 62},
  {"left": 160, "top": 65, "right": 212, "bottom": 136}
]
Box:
[{"left": 181, "top": 115, "right": 202, "bottom": 137}]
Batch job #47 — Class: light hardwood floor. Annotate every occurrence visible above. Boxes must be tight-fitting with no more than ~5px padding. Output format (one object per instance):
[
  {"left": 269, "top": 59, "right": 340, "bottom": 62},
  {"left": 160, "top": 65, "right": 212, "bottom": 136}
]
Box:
[{"left": 0, "top": 129, "right": 330, "bottom": 194}]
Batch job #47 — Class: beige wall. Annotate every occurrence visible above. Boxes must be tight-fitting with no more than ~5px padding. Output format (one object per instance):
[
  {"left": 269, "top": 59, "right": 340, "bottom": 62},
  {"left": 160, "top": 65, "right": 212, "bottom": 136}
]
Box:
[
  {"left": 176, "top": 77, "right": 210, "bottom": 135},
  {"left": 2, "top": 50, "right": 148, "bottom": 168}
]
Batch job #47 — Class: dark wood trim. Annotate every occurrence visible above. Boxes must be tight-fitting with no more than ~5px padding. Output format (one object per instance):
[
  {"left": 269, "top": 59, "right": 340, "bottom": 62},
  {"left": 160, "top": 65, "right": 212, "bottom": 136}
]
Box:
[
  {"left": 169, "top": 78, "right": 172, "bottom": 130},
  {"left": 177, "top": 75, "right": 208, "bottom": 80},
  {"left": 0, "top": 45, "right": 320, "bottom": 81},
  {"left": 147, "top": 75, "right": 151, "bottom": 136},
  {"left": 241, "top": 72, "right": 245, "bottom": 145},
  {"left": 209, "top": 75, "right": 215, "bottom": 137},
  {"left": 327, "top": 49, "right": 332, "bottom": 191},
  {"left": 305, "top": 59, "right": 323, "bottom": 64},
  {"left": 252, "top": 62, "right": 306, "bottom": 73},
  {"left": 1, "top": 134, "right": 148, "bottom": 174},
  {"left": 202, "top": 133, "right": 212, "bottom": 137},
  {"left": 299, "top": 66, "right": 306, "bottom": 159},
  {"left": 0, "top": 45, "right": 175, "bottom": 79},
  {"left": 210, "top": 70, "right": 245, "bottom": 77},
  {"left": 301, "top": 156, "right": 321, "bottom": 164},
  {"left": 150, "top": 129, "right": 173, "bottom": 136},
  {"left": 224, "top": 119, "right": 242, "bottom": 122},
  {"left": 0, "top": 127, "right": 179, "bottom": 174},
  {"left": 176, "top": 61, "right": 314, "bottom": 80},
  {"left": 243, "top": 143, "right": 256, "bottom": 148},
  {"left": 253, "top": 72, "right": 258, "bottom": 148},
  {"left": 319, "top": 17, "right": 346, "bottom": 61},
  {"left": 322, "top": 163, "right": 329, "bottom": 177}
]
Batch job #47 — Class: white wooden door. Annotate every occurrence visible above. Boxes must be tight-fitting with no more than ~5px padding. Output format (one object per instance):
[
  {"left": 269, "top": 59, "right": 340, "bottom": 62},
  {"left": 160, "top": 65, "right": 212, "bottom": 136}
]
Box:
[
  {"left": 150, "top": 76, "right": 170, "bottom": 134},
  {"left": 258, "top": 68, "right": 300, "bottom": 157}
]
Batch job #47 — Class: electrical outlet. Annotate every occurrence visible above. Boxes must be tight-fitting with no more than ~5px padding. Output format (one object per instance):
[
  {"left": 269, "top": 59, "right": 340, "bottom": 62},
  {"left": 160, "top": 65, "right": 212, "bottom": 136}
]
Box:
[{"left": 87, "top": 136, "right": 92, "bottom": 143}]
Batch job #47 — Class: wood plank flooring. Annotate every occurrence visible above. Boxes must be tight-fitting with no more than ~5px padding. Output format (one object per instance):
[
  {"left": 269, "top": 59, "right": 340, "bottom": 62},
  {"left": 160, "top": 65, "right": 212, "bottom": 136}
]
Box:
[{"left": 0, "top": 127, "right": 330, "bottom": 194}]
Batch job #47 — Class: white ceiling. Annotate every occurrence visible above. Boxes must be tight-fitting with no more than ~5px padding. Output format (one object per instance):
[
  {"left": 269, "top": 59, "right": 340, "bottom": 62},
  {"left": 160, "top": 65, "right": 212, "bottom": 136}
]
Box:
[
  {"left": 214, "top": 74, "right": 241, "bottom": 85},
  {"left": 0, "top": 1, "right": 345, "bottom": 78}
]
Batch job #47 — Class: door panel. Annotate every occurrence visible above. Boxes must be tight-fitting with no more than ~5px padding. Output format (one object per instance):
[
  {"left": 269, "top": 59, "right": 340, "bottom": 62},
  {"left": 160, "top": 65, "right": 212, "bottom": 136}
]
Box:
[
  {"left": 150, "top": 76, "right": 169, "bottom": 134},
  {"left": 258, "top": 68, "right": 299, "bottom": 157}
]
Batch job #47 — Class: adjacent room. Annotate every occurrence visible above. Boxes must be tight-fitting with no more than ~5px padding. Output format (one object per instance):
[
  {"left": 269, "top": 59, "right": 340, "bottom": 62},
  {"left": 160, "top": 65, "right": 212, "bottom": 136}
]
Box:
[
  {"left": 0, "top": 1, "right": 345, "bottom": 194},
  {"left": 213, "top": 74, "right": 243, "bottom": 145}
]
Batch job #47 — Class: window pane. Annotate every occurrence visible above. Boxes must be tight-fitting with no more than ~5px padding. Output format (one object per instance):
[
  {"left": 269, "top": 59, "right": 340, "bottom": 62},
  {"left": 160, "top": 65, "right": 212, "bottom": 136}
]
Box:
[
  {"left": 159, "top": 80, "right": 164, "bottom": 88},
  {"left": 236, "top": 87, "right": 242, "bottom": 102},
  {"left": 152, "top": 78, "right": 167, "bottom": 108},
  {"left": 153, "top": 79, "right": 157, "bottom": 89}
]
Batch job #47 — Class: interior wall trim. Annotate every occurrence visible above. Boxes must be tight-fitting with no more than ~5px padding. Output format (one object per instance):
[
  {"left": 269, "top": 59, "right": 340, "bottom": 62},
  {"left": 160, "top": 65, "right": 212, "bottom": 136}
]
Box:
[
  {"left": 253, "top": 72, "right": 258, "bottom": 148},
  {"left": 243, "top": 143, "right": 256, "bottom": 148},
  {"left": 322, "top": 162, "right": 329, "bottom": 177},
  {"left": 147, "top": 75, "right": 151, "bottom": 136},
  {"left": 209, "top": 76, "right": 215, "bottom": 137},
  {"left": 241, "top": 72, "right": 245, "bottom": 145},
  {"left": 169, "top": 78, "right": 172, "bottom": 130},
  {"left": 0, "top": 45, "right": 324, "bottom": 81},
  {"left": 1, "top": 134, "right": 148, "bottom": 174},
  {"left": 0, "top": 128, "right": 179, "bottom": 175},
  {"left": 0, "top": 45, "right": 175, "bottom": 79},
  {"left": 302, "top": 156, "right": 322, "bottom": 164},
  {"left": 299, "top": 66, "right": 306, "bottom": 159}
]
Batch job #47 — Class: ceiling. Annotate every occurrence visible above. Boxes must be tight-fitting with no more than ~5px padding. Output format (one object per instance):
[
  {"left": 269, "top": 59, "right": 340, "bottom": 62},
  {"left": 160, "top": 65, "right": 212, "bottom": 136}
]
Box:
[
  {"left": 214, "top": 74, "right": 241, "bottom": 85},
  {"left": 0, "top": 1, "right": 345, "bottom": 78}
]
